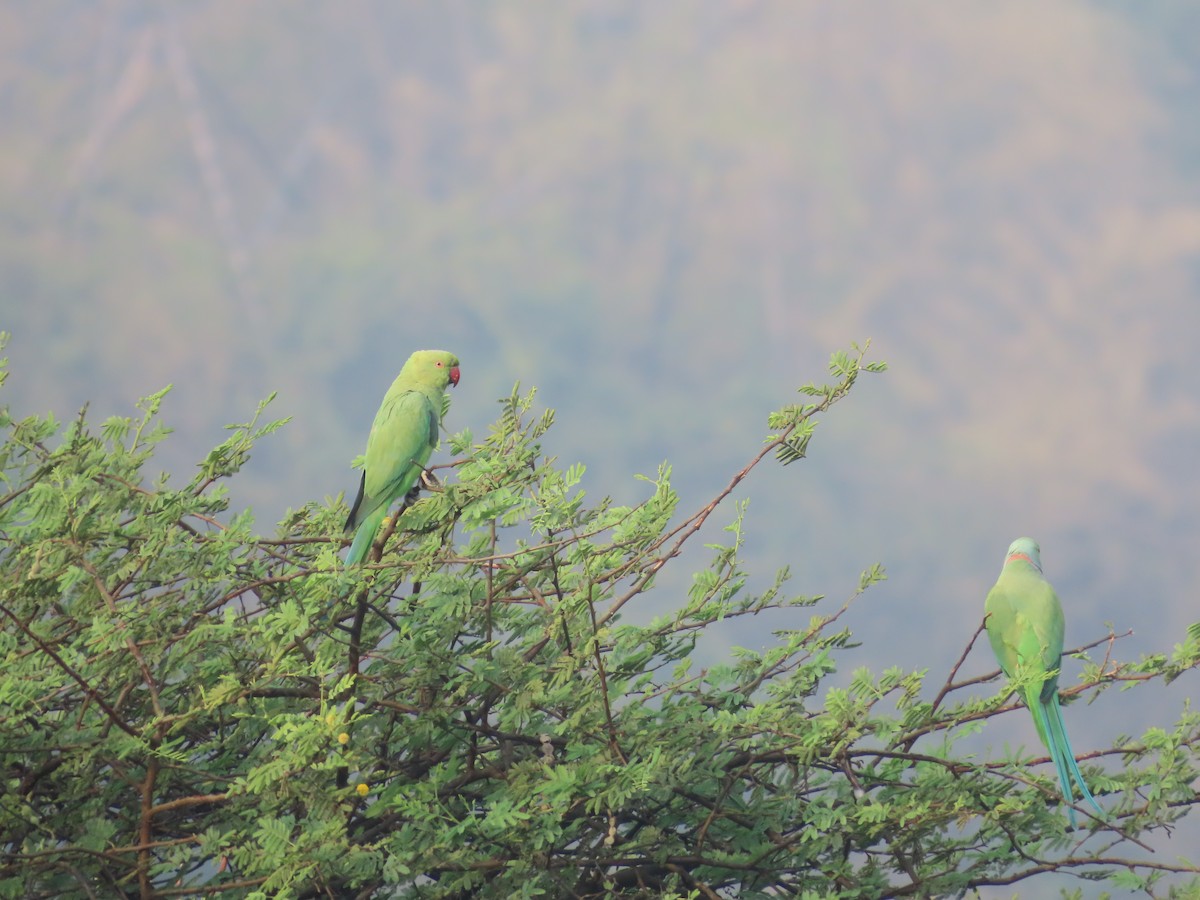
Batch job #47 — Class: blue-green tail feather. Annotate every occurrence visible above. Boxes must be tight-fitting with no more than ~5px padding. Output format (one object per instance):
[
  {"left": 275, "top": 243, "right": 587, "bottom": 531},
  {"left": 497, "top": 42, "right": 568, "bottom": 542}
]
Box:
[
  {"left": 1035, "top": 695, "right": 1104, "bottom": 827},
  {"left": 1031, "top": 699, "right": 1078, "bottom": 827},
  {"left": 1045, "top": 694, "right": 1105, "bottom": 821},
  {"left": 345, "top": 508, "right": 385, "bottom": 565}
]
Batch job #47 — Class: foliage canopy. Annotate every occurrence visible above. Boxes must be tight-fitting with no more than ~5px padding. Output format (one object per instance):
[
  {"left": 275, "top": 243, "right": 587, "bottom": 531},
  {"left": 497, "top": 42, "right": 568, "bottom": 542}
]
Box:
[{"left": 1, "top": 340, "right": 1198, "bottom": 899}]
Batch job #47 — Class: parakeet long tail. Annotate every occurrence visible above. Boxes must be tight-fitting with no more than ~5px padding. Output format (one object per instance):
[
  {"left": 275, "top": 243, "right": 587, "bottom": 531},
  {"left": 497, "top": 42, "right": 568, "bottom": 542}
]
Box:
[
  {"left": 1031, "top": 692, "right": 1105, "bottom": 827},
  {"left": 346, "top": 507, "right": 386, "bottom": 566}
]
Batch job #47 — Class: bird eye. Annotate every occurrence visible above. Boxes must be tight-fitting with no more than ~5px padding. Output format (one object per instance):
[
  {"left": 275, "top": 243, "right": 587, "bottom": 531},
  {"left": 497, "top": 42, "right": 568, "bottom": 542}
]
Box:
[{"left": 436, "top": 361, "right": 443, "bottom": 367}]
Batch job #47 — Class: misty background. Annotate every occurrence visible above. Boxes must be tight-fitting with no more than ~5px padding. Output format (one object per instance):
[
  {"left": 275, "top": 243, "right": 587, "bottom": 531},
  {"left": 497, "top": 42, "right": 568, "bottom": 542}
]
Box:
[{"left": 3, "top": 4, "right": 1199, "bottom": 895}]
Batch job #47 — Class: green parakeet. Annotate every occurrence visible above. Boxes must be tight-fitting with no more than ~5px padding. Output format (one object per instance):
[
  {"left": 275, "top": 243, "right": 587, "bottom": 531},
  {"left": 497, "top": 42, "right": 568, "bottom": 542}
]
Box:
[
  {"left": 344, "top": 350, "right": 460, "bottom": 565},
  {"left": 984, "top": 537, "right": 1104, "bottom": 827}
]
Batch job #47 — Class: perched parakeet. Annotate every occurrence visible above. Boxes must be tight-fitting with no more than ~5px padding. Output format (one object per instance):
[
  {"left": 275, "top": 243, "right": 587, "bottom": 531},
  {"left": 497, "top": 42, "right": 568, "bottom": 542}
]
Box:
[
  {"left": 984, "top": 537, "right": 1104, "bottom": 827},
  {"left": 344, "top": 350, "right": 460, "bottom": 565}
]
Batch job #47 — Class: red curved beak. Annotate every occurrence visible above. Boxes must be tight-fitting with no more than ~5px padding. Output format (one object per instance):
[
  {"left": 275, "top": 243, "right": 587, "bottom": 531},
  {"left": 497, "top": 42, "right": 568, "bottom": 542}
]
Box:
[{"left": 449, "top": 365, "right": 461, "bottom": 387}]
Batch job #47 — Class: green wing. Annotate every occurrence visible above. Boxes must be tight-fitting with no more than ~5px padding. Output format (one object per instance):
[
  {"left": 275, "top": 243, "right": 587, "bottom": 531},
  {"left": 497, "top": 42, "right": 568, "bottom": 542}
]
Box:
[
  {"left": 363, "top": 390, "right": 438, "bottom": 505},
  {"left": 344, "top": 389, "right": 438, "bottom": 563},
  {"left": 985, "top": 573, "right": 1064, "bottom": 691}
]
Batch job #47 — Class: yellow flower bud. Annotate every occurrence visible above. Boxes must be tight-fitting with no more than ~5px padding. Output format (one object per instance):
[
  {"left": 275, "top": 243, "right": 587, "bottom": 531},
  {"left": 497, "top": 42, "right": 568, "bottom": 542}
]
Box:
[
  {"left": 338, "top": 732, "right": 350, "bottom": 745},
  {"left": 356, "top": 783, "right": 369, "bottom": 796}
]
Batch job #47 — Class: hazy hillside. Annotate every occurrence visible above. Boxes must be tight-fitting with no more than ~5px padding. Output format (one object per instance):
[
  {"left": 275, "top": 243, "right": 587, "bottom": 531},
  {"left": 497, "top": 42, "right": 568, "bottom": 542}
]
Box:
[{"left": 3, "top": 5, "right": 1200, "bottom": 890}]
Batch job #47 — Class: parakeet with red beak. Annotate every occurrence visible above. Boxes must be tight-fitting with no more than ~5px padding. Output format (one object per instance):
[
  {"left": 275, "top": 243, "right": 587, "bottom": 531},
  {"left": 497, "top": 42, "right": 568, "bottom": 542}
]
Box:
[
  {"left": 344, "top": 350, "right": 460, "bottom": 565},
  {"left": 984, "top": 537, "right": 1104, "bottom": 827}
]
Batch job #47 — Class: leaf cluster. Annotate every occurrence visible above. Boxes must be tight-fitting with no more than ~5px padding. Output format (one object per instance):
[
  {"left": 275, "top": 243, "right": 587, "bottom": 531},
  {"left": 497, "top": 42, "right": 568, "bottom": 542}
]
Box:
[{"left": 1, "top": 338, "right": 1199, "bottom": 899}]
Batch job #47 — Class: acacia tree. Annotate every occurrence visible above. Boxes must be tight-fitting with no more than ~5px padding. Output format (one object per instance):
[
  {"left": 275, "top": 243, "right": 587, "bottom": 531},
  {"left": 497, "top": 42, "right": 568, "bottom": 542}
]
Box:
[{"left": 1, "top": 339, "right": 1198, "bottom": 899}]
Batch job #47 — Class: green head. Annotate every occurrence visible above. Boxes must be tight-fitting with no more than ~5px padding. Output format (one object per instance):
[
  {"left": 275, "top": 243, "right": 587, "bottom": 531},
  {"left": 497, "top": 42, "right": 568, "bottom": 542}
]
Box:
[
  {"left": 401, "top": 350, "right": 461, "bottom": 389},
  {"left": 1002, "top": 537, "right": 1042, "bottom": 572}
]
